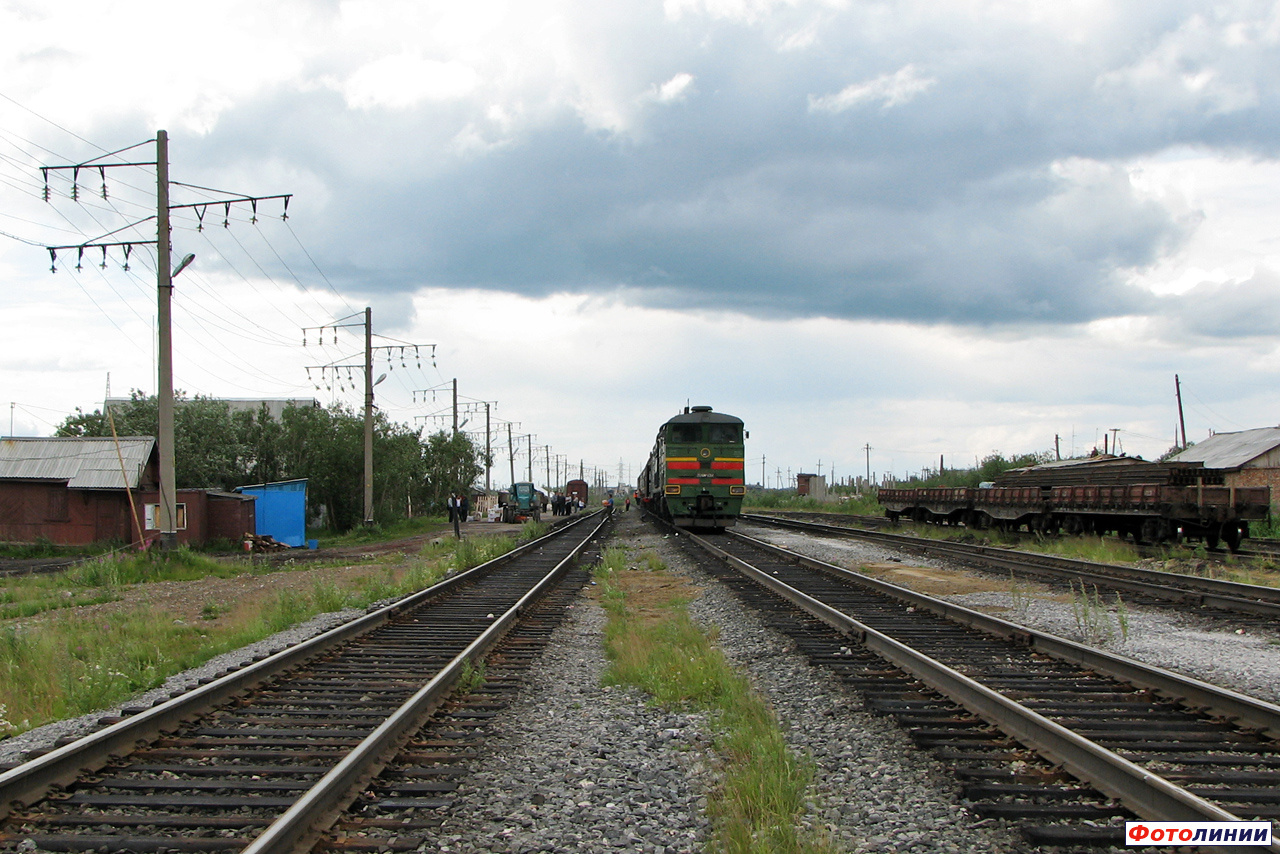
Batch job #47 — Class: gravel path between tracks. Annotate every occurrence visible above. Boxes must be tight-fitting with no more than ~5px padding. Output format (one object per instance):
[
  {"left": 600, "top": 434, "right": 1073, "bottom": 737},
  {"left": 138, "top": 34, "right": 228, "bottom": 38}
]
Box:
[
  {"left": 741, "top": 523, "right": 1280, "bottom": 707},
  {"left": 428, "top": 511, "right": 1029, "bottom": 853}
]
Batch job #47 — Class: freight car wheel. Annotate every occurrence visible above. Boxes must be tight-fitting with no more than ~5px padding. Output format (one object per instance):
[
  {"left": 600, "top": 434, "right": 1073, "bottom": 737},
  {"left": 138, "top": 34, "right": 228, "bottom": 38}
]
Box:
[
  {"left": 1063, "top": 515, "right": 1084, "bottom": 536},
  {"left": 1140, "top": 518, "right": 1164, "bottom": 545},
  {"left": 1223, "top": 522, "right": 1243, "bottom": 553}
]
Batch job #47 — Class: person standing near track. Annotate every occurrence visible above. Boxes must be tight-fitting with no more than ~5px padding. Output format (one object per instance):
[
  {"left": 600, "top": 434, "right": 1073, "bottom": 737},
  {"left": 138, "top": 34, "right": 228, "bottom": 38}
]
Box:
[{"left": 448, "top": 492, "right": 464, "bottom": 538}]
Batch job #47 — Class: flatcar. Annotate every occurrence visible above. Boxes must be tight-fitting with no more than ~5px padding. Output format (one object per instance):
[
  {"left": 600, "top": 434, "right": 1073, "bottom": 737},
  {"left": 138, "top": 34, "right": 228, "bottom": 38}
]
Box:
[
  {"left": 639, "top": 405, "right": 747, "bottom": 528},
  {"left": 878, "top": 457, "right": 1270, "bottom": 551}
]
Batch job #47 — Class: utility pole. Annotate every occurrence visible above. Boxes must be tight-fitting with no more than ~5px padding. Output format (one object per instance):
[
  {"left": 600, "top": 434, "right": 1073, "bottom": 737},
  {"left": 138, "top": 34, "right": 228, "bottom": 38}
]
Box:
[
  {"left": 155, "top": 131, "right": 177, "bottom": 549},
  {"left": 363, "top": 307, "right": 374, "bottom": 525},
  {"left": 864, "top": 444, "right": 871, "bottom": 490},
  {"left": 1175, "top": 374, "right": 1187, "bottom": 449},
  {"left": 527, "top": 434, "right": 533, "bottom": 482},
  {"left": 762, "top": 454, "right": 766, "bottom": 489},
  {"left": 41, "top": 130, "right": 290, "bottom": 549},
  {"left": 485, "top": 403, "right": 491, "bottom": 492},
  {"left": 452, "top": 378, "right": 458, "bottom": 434},
  {"left": 305, "top": 313, "right": 433, "bottom": 526},
  {"left": 545, "top": 445, "right": 551, "bottom": 490},
  {"left": 507, "top": 423, "right": 516, "bottom": 486},
  {"left": 306, "top": 309, "right": 376, "bottom": 526}
]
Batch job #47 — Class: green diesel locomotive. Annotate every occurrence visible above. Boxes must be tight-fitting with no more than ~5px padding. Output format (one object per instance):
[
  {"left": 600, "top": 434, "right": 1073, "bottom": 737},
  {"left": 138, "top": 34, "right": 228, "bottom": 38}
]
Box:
[{"left": 639, "top": 405, "right": 747, "bottom": 528}]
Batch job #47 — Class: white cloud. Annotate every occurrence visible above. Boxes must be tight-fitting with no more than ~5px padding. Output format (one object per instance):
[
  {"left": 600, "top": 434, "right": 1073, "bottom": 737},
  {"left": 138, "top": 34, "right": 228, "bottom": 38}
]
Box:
[
  {"left": 1125, "top": 150, "right": 1280, "bottom": 297},
  {"left": 808, "top": 64, "right": 936, "bottom": 113},
  {"left": 339, "top": 55, "right": 481, "bottom": 110},
  {"left": 647, "top": 72, "right": 696, "bottom": 104},
  {"left": 1095, "top": 12, "right": 1263, "bottom": 117}
]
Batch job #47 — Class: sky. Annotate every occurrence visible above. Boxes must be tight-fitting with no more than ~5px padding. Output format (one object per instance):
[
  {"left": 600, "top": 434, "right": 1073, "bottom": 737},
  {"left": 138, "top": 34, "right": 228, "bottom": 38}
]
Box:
[{"left": 2, "top": 0, "right": 1279, "bottom": 489}]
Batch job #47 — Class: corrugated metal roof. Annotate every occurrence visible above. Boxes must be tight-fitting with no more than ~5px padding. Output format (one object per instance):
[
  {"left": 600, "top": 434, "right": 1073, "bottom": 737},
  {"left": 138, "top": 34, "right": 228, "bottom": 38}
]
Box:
[
  {"left": 1170, "top": 427, "right": 1280, "bottom": 470},
  {"left": 0, "top": 437, "right": 155, "bottom": 489}
]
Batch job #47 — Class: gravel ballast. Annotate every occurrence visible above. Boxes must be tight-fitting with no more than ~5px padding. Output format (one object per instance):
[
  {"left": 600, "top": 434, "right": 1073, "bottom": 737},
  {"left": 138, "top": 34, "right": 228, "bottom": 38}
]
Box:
[{"left": 741, "top": 523, "right": 1280, "bottom": 706}]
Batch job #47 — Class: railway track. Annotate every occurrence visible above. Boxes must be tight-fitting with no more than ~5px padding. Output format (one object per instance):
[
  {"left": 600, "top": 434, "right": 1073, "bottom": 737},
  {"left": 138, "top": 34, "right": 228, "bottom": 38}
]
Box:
[
  {"left": 0, "top": 513, "right": 609, "bottom": 853},
  {"left": 742, "top": 512, "right": 1280, "bottom": 626},
  {"left": 676, "top": 526, "right": 1280, "bottom": 850}
]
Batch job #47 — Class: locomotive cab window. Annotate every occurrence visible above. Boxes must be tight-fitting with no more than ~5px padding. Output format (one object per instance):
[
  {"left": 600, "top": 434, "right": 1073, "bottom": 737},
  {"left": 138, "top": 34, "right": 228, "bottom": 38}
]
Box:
[
  {"left": 668, "top": 424, "right": 700, "bottom": 443},
  {"left": 707, "top": 424, "right": 740, "bottom": 444}
]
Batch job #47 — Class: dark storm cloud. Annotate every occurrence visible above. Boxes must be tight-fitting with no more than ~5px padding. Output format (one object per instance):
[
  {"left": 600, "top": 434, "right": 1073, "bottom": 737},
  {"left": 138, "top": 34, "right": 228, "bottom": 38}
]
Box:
[{"left": 178, "top": 0, "right": 1280, "bottom": 329}]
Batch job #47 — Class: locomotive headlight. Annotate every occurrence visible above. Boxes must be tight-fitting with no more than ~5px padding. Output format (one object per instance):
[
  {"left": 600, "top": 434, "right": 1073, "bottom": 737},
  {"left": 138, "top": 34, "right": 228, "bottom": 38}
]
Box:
[
  {"left": 730, "top": 486, "right": 745, "bottom": 495},
  {"left": 665, "top": 485, "right": 681, "bottom": 495}
]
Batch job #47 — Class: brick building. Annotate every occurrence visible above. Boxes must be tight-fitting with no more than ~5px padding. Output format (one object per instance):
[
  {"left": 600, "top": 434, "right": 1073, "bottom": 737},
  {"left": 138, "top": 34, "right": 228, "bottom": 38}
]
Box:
[{"left": 0, "top": 437, "right": 254, "bottom": 547}]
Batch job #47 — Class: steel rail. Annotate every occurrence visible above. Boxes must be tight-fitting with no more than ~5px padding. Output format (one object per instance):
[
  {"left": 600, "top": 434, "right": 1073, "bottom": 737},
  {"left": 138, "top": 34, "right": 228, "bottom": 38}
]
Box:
[
  {"left": 741, "top": 512, "right": 1280, "bottom": 618},
  {"left": 687, "top": 529, "right": 1280, "bottom": 854},
  {"left": 242, "top": 511, "right": 610, "bottom": 854},
  {"left": 0, "top": 512, "right": 601, "bottom": 822},
  {"left": 731, "top": 529, "right": 1280, "bottom": 738}
]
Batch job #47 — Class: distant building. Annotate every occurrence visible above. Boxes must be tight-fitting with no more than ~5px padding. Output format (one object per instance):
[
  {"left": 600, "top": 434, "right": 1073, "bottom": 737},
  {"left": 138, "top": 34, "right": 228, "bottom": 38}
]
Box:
[
  {"left": 0, "top": 437, "right": 254, "bottom": 546},
  {"left": 796, "top": 473, "right": 827, "bottom": 499},
  {"left": 1170, "top": 427, "right": 1280, "bottom": 510}
]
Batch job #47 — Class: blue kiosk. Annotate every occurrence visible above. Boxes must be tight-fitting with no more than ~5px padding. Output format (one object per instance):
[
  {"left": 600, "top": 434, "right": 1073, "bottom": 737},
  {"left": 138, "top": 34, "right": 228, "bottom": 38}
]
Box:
[{"left": 235, "top": 479, "right": 308, "bottom": 548}]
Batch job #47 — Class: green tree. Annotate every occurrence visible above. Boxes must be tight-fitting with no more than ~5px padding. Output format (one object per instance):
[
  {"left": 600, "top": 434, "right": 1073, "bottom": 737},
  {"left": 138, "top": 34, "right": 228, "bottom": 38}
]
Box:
[
  {"left": 421, "top": 431, "right": 484, "bottom": 513},
  {"left": 56, "top": 391, "right": 252, "bottom": 488}
]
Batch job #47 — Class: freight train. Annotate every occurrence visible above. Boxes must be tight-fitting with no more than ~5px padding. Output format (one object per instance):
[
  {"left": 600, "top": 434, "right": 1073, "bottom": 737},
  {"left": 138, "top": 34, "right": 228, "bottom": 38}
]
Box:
[
  {"left": 877, "top": 457, "right": 1270, "bottom": 551},
  {"left": 639, "top": 406, "right": 747, "bottom": 528}
]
